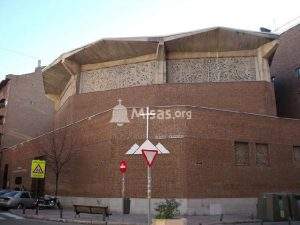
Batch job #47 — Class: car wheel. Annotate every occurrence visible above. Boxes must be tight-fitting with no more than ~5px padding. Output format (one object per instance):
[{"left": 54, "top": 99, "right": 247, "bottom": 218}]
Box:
[{"left": 17, "top": 203, "right": 24, "bottom": 209}]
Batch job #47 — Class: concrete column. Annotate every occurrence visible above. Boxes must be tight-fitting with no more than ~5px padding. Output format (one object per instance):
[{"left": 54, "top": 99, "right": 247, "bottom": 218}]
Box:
[
  {"left": 256, "top": 40, "right": 278, "bottom": 82},
  {"left": 75, "top": 72, "right": 81, "bottom": 94},
  {"left": 155, "top": 41, "right": 167, "bottom": 84},
  {"left": 61, "top": 59, "right": 81, "bottom": 94}
]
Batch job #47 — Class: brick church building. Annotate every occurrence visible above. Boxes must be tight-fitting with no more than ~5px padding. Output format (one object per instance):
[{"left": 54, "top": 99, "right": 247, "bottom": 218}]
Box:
[{"left": 0, "top": 26, "right": 300, "bottom": 215}]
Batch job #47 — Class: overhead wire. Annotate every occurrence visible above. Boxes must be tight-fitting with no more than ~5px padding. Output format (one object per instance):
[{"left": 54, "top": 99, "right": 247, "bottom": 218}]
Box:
[
  {"left": 0, "top": 47, "right": 40, "bottom": 60},
  {"left": 273, "top": 15, "right": 300, "bottom": 32}
]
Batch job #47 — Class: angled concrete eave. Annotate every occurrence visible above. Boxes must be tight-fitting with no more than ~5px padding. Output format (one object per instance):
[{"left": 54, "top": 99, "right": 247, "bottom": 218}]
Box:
[
  {"left": 42, "top": 26, "right": 279, "bottom": 104},
  {"left": 43, "top": 62, "right": 71, "bottom": 97},
  {"left": 42, "top": 38, "right": 159, "bottom": 101},
  {"left": 164, "top": 27, "right": 279, "bottom": 52}
]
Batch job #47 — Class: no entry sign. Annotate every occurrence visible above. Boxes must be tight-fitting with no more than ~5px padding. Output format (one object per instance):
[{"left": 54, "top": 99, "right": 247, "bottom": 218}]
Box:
[{"left": 119, "top": 160, "right": 127, "bottom": 173}]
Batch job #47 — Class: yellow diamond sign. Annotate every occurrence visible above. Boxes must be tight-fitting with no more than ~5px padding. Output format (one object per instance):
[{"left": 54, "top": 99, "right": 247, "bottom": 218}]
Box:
[{"left": 31, "top": 160, "right": 46, "bottom": 179}]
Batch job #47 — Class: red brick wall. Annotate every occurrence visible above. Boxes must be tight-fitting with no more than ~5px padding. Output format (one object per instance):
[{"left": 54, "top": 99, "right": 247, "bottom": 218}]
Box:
[
  {"left": 55, "top": 81, "right": 276, "bottom": 127},
  {"left": 1, "top": 82, "right": 299, "bottom": 199}
]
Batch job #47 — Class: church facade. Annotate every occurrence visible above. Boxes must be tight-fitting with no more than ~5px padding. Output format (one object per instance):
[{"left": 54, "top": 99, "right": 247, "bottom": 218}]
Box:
[{"left": 1, "top": 27, "right": 300, "bottom": 215}]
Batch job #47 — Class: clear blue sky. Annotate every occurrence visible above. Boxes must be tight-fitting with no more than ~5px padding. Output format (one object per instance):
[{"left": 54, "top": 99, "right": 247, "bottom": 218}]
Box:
[{"left": 0, "top": 0, "right": 299, "bottom": 80}]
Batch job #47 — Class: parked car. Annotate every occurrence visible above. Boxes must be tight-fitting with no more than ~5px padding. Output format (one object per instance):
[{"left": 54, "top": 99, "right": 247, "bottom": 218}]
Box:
[
  {"left": 0, "top": 189, "right": 12, "bottom": 196},
  {"left": 0, "top": 191, "right": 35, "bottom": 209}
]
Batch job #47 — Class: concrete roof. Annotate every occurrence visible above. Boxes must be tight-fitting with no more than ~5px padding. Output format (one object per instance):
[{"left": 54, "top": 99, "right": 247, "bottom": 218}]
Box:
[{"left": 43, "top": 26, "right": 279, "bottom": 97}]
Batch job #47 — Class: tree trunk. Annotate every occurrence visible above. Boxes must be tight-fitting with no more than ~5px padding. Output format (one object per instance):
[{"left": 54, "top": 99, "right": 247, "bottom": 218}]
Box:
[{"left": 55, "top": 173, "right": 59, "bottom": 197}]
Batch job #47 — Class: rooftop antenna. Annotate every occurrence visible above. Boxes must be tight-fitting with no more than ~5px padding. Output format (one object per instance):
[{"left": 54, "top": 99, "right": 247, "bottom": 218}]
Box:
[
  {"left": 35, "top": 59, "right": 42, "bottom": 72},
  {"left": 273, "top": 18, "right": 277, "bottom": 32}
]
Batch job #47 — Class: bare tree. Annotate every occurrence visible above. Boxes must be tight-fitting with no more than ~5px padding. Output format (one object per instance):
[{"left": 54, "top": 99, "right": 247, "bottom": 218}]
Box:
[{"left": 40, "top": 127, "right": 77, "bottom": 196}]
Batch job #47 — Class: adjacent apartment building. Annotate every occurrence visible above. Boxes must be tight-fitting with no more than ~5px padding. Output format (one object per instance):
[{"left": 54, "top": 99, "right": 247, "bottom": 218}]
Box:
[
  {"left": 0, "top": 62, "right": 54, "bottom": 149},
  {"left": 0, "top": 62, "right": 54, "bottom": 191},
  {"left": 270, "top": 24, "right": 300, "bottom": 119}
]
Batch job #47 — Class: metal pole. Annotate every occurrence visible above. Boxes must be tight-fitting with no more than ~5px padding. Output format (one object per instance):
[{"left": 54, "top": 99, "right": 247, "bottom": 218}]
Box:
[
  {"left": 122, "top": 173, "right": 125, "bottom": 200},
  {"left": 35, "top": 179, "right": 39, "bottom": 215},
  {"left": 147, "top": 166, "right": 151, "bottom": 225},
  {"left": 146, "top": 106, "right": 150, "bottom": 225},
  {"left": 142, "top": 106, "right": 154, "bottom": 225},
  {"left": 122, "top": 173, "right": 125, "bottom": 213}
]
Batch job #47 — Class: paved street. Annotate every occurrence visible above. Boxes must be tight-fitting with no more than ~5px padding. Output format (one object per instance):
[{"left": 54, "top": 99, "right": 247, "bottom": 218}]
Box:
[
  {"left": 0, "top": 210, "right": 99, "bottom": 225},
  {"left": 0, "top": 215, "right": 82, "bottom": 225},
  {"left": 1, "top": 210, "right": 300, "bottom": 225},
  {"left": 1, "top": 208, "right": 300, "bottom": 225},
  {"left": 0, "top": 212, "right": 24, "bottom": 222}
]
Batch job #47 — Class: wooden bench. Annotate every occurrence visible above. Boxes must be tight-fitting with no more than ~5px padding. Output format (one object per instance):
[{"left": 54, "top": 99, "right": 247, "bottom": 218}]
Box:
[{"left": 73, "top": 204, "right": 110, "bottom": 221}]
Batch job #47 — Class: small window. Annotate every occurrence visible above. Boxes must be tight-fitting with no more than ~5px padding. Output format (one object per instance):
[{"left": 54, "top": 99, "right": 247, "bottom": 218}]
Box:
[
  {"left": 255, "top": 143, "right": 270, "bottom": 166},
  {"left": 15, "top": 177, "right": 22, "bottom": 185},
  {"left": 234, "top": 142, "right": 250, "bottom": 166},
  {"left": 0, "top": 133, "right": 3, "bottom": 145},
  {"left": 271, "top": 76, "right": 276, "bottom": 83},
  {"left": 0, "top": 116, "right": 4, "bottom": 125},
  {"left": 0, "top": 99, "right": 6, "bottom": 108},
  {"left": 295, "top": 68, "right": 300, "bottom": 79},
  {"left": 293, "top": 146, "right": 300, "bottom": 162}
]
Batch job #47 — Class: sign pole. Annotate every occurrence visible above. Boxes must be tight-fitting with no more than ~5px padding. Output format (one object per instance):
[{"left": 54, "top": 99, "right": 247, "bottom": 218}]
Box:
[
  {"left": 135, "top": 106, "right": 158, "bottom": 225},
  {"left": 122, "top": 172, "right": 125, "bottom": 222},
  {"left": 119, "top": 160, "right": 127, "bottom": 217},
  {"left": 122, "top": 173, "right": 125, "bottom": 201},
  {"left": 147, "top": 165, "right": 151, "bottom": 225},
  {"left": 35, "top": 178, "right": 39, "bottom": 215},
  {"left": 141, "top": 149, "right": 158, "bottom": 225},
  {"left": 146, "top": 107, "right": 151, "bottom": 225}
]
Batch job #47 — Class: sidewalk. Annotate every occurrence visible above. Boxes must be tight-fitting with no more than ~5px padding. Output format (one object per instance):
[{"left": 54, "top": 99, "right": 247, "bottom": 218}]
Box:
[{"left": 11, "top": 208, "right": 261, "bottom": 225}]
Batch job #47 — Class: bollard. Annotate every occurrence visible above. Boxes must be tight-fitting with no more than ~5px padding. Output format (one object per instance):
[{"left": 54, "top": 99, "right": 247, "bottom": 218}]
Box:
[
  {"left": 35, "top": 199, "right": 39, "bottom": 215},
  {"left": 57, "top": 200, "right": 63, "bottom": 219},
  {"left": 59, "top": 207, "right": 63, "bottom": 219},
  {"left": 219, "top": 214, "right": 223, "bottom": 222},
  {"left": 22, "top": 205, "right": 25, "bottom": 215}
]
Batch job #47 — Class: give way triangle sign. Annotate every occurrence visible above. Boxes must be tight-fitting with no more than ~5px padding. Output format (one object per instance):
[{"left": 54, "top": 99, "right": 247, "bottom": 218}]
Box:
[{"left": 142, "top": 149, "right": 158, "bottom": 167}]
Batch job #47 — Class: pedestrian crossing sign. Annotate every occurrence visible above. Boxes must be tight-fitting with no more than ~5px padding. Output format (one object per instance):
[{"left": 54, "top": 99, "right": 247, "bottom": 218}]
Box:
[{"left": 31, "top": 160, "right": 46, "bottom": 178}]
